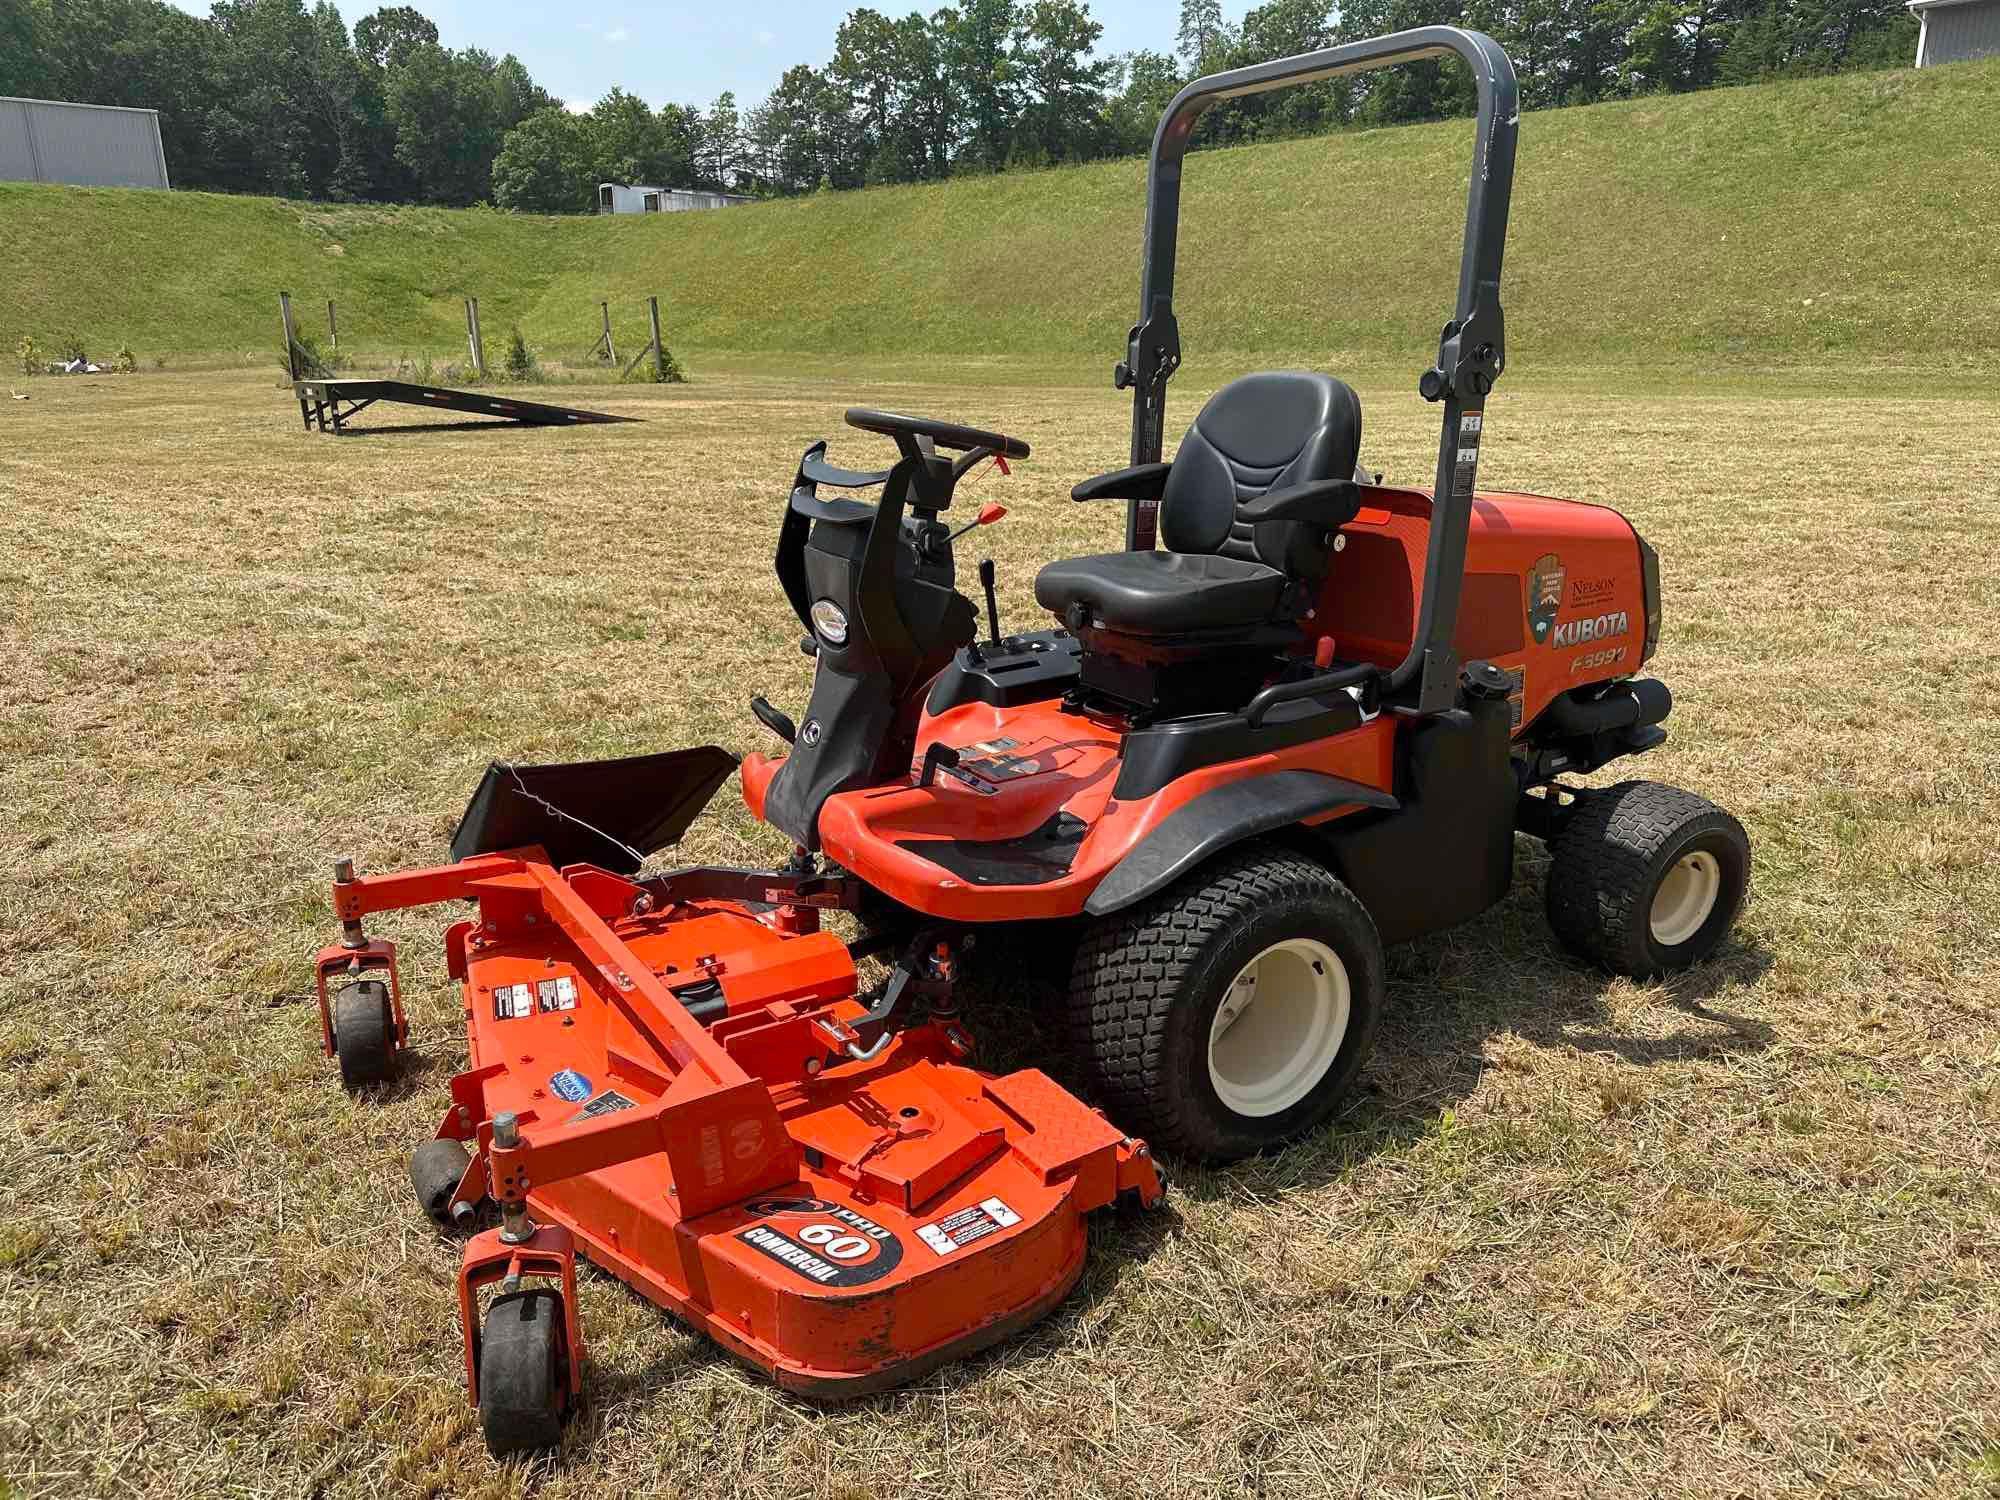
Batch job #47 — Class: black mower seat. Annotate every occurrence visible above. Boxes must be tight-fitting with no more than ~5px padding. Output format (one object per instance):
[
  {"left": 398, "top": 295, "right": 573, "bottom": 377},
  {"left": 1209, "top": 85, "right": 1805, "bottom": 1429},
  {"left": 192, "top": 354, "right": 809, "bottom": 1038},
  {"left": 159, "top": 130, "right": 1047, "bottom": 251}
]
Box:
[
  {"left": 1036, "top": 370, "right": 1363, "bottom": 640},
  {"left": 1033, "top": 550, "right": 1288, "bottom": 635}
]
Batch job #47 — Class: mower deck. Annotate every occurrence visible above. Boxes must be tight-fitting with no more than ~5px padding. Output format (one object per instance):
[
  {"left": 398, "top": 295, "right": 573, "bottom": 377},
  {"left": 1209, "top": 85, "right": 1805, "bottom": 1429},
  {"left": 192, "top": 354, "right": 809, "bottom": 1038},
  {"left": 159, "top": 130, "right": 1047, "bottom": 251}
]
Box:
[
  {"left": 319, "top": 848, "right": 1161, "bottom": 1410},
  {"left": 528, "top": 1054, "right": 1123, "bottom": 1397}
]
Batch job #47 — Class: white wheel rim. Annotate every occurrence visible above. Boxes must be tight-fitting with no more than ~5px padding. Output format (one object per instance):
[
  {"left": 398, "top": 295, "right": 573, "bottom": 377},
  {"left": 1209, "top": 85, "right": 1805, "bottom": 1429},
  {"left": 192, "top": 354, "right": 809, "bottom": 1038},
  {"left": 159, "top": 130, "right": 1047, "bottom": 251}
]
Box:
[
  {"left": 1650, "top": 849, "right": 1722, "bottom": 946},
  {"left": 1206, "top": 937, "right": 1351, "bottom": 1118}
]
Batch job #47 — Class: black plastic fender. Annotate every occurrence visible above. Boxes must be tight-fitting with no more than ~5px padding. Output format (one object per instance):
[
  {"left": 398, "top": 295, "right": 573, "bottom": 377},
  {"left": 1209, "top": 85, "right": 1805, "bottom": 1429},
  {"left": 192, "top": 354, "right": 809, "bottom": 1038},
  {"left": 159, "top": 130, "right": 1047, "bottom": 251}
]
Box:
[{"left": 1083, "top": 769, "right": 1398, "bottom": 917}]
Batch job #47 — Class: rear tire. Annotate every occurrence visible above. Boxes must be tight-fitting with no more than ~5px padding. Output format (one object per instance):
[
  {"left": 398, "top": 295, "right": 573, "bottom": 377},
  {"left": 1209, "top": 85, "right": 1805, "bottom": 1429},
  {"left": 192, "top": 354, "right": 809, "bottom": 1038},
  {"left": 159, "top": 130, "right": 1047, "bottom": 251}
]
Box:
[
  {"left": 332, "top": 980, "right": 393, "bottom": 1092},
  {"left": 479, "top": 1289, "right": 569, "bottom": 1458},
  {"left": 1068, "top": 843, "right": 1384, "bottom": 1164},
  {"left": 1545, "top": 780, "right": 1749, "bottom": 979}
]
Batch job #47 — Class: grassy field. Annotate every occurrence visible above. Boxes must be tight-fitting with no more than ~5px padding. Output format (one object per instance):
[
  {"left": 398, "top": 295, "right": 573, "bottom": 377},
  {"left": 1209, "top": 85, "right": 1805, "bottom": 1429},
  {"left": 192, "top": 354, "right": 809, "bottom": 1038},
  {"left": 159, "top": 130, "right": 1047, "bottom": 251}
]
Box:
[
  {"left": 5, "top": 57, "right": 2000, "bottom": 375},
  {"left": 0, "top": 361, "right": 1996, "bottom": 1499}
]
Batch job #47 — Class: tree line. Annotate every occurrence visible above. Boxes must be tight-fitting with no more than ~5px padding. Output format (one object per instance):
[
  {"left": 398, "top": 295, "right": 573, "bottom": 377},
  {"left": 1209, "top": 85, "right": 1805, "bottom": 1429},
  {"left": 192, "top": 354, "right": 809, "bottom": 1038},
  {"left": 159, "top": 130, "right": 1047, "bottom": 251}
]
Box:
[{"left": 0, "top": 0, "right": 1913, "bottom": 210}]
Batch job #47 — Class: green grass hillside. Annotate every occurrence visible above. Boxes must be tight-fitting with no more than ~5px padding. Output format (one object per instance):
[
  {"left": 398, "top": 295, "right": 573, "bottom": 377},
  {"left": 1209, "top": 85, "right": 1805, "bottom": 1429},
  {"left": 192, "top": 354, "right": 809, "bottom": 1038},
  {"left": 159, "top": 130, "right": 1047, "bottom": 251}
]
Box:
[{"left": 4, "top": 59, "right": 1996, "bottom": 371}]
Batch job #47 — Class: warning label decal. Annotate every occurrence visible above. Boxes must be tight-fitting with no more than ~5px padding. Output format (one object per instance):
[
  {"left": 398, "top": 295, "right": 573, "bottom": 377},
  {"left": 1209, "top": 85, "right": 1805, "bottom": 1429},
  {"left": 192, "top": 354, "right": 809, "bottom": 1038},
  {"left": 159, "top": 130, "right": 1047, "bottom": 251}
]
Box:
[
  {"left": 916, "top": 1197, "right": 1022, "bottom": 1257},
  {"left": 957, "top": 736, "right": 1072, "bottom": 787},
  {"left": 568, "top": 1088, "right": 636, "bottom": 1124},
  {"left": 1453, "top": 410, "right": 1484, "bottom": 497}
]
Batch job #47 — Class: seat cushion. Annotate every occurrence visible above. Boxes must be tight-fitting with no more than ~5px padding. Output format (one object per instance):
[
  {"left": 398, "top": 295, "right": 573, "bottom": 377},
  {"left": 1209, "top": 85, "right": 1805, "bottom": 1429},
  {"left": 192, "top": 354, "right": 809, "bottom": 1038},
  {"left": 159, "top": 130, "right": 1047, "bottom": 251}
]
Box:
[{"left": 1034, "top": 550, "right": 1289, "bottom": 636}]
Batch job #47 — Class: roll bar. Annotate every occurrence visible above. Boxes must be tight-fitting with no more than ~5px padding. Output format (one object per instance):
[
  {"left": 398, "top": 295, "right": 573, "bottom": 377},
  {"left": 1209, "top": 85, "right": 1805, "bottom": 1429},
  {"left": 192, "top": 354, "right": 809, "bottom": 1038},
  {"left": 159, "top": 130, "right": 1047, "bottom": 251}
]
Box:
[{"left": 1118, "top": 28, "right": 1520, "bottom": 713}]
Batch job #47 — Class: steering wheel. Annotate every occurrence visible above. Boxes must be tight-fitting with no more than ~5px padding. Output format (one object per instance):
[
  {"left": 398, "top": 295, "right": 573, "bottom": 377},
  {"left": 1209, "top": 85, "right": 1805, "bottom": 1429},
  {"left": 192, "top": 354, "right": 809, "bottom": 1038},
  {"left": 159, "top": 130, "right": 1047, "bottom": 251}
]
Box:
[{"left": 845, "top": 407, "right": 1031, "bottom": 461}]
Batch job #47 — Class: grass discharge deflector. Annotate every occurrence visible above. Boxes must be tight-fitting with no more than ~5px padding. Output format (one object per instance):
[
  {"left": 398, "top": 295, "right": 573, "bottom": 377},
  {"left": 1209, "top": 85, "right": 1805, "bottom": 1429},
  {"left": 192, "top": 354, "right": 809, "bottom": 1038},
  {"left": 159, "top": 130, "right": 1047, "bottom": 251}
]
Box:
[{"left": 313, "top": 27, "right": 1749, "bottom": 1459}]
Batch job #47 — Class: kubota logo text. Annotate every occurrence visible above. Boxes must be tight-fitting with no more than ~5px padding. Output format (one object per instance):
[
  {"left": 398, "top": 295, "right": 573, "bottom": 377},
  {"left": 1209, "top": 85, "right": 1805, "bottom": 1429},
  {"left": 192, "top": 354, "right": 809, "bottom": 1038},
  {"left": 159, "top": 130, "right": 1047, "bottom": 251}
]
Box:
[{"left": 1552, "top": 610, "right": 1630, "bottom": 648}]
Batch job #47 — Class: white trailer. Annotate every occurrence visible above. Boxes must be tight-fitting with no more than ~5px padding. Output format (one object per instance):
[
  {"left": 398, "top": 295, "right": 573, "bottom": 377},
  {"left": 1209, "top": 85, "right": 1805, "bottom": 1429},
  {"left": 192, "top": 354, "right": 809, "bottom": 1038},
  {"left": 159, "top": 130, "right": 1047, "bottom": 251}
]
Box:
[{"left": 595, "top": 182, "right": 753, "bottom": 214}]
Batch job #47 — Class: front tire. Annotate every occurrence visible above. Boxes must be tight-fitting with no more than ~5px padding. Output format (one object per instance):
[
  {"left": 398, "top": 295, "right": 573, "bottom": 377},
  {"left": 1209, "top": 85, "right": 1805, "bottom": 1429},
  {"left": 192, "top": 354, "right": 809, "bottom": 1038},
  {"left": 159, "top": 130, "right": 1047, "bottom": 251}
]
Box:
[
  {"left": 1068, "top": 843, "right": 1384, "bottom": 1163},
  {"left": 1545, "top": 780, "right": 1750, "bottom": 978},
  {"left": 332, "top": 980, "right": 393, "bottom": 1092},
  {"left": 479, "top": 1289, "right": 569, "bottom": 1458}
]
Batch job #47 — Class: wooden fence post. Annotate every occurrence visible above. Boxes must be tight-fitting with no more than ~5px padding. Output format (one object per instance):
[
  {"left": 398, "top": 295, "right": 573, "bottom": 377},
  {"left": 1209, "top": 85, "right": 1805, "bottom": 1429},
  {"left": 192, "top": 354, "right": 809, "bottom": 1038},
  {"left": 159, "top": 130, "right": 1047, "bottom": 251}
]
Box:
[
  {"left": 327, "top": 299, "right": 338, "bottom": 351},
  {"left": 600, "top": 301, "right": 616, "bottom": 364},
  {"left": 648, "top": 296, "right": 666, "bottom": 383},
  {"left": 465, "top": 297, "right": 486, "bottom": 377},
  {"left": 279, "top": 292, "right": 301, "bottom": 381}
]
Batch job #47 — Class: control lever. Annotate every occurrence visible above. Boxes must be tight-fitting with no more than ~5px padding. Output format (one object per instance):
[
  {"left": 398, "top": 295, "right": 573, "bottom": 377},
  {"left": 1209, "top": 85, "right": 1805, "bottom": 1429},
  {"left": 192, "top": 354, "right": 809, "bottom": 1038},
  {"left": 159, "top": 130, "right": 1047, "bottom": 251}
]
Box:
[
  {"left": 979, "top": 558, "right": 1001, "bottom": 644},
  {"left": 947, "top": 501, "right": 1007, "bottom": 545},
  {"left": 749, "top": 696, "right": 796, "bottom": 745},
  {"left": 916, "top": 741, "right": 961, "bottom": 789}
]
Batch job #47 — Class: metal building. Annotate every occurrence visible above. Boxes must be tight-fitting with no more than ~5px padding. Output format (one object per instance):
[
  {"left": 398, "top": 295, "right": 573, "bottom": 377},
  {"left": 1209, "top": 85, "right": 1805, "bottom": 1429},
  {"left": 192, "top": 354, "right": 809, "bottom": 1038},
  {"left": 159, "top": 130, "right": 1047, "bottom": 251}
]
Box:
[
  {"left": 0, "top": 97, "right": 170, "bottom": 188},
  {"left": 595, "top": 182, "right": 752, "bottom": 214},
  {"left": 1908, "top": 0, "right": 2000, "bottom": 64}
]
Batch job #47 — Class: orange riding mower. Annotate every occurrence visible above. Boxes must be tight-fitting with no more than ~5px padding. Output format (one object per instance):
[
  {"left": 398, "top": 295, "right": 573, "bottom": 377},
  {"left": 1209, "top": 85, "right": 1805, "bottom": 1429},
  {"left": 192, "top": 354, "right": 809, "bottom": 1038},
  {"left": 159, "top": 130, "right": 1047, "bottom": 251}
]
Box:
[{"left": 311, "top": 28, "right": 1747, "bottom": 1458}]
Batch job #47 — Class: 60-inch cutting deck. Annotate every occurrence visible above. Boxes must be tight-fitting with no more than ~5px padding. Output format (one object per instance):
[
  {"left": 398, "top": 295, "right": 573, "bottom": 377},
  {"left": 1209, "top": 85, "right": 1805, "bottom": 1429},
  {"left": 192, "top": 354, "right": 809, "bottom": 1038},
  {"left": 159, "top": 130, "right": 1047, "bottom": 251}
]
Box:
[{"left": 315, "top": 791, "right": 1161, "bottom": 1453}]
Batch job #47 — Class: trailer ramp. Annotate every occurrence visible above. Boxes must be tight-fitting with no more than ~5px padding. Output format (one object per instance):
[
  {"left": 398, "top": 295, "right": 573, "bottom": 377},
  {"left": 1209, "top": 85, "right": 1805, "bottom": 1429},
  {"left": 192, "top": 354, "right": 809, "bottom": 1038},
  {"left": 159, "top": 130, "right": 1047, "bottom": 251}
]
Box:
[{"left": 293, "top": 378, "right": 637, "bottom": 433}]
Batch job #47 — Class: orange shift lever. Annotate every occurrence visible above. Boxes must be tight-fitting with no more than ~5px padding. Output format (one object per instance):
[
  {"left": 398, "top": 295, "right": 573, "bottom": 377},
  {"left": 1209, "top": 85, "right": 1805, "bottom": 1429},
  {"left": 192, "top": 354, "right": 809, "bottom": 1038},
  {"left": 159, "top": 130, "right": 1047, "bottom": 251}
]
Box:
[{"left": 948, "top": 502, "right": 1008, "bottom": 544}]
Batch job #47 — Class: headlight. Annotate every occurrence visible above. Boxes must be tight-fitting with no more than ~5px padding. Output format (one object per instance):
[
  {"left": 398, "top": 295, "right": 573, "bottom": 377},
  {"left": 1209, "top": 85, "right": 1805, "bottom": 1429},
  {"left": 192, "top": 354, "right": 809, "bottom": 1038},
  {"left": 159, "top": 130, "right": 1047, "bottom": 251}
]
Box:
[
  {"left": 1636, "top": 533, "right": 1661, "bottom": 662},
  {"left": 810, "top": 599, "right": 849, "bottom": 646}
]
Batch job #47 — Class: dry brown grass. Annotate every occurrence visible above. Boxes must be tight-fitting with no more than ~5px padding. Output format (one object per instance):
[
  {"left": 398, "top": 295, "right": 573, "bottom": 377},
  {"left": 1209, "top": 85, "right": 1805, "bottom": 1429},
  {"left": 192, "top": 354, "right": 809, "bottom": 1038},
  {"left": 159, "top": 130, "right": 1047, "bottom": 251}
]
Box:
[{"left": 1, "top": 365, "right": 1997, "bottom": 1499}]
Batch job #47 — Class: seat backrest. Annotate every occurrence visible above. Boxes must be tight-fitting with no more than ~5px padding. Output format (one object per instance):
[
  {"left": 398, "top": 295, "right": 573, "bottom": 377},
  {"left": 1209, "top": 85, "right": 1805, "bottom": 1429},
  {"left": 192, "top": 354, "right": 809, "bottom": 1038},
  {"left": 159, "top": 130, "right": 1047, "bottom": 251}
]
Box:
[{"left": 1158, "top": 371, "right": 1363, "bottom": 581}]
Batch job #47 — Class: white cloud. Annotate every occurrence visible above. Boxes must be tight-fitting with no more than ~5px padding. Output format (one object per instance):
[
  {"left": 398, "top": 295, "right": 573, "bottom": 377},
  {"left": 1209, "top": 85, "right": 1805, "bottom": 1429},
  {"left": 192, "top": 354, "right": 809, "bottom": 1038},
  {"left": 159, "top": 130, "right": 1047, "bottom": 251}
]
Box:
[
  {"left": 604, "top": 25, "right": 629, "bottom": 42},
  {"left": 756, "top": 28, "right": 775, "bottom": 45},
  {"left": 564, "top": 98, "right": 592, "bottom": 114}
]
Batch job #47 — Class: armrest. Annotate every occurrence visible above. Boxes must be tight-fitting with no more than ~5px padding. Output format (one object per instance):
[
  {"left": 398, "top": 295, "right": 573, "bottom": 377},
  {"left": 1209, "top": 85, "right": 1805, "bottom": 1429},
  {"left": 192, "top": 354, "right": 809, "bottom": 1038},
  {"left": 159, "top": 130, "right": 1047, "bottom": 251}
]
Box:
[
  {"left": 1070, "top": 462, "right": 1172, "bottom": 503},
  {"left": 801, "top": 451, "right": 892, "bottom": 489},
  {"left": 1236, "top": 478, "right": 1362, "bottom": 527}
]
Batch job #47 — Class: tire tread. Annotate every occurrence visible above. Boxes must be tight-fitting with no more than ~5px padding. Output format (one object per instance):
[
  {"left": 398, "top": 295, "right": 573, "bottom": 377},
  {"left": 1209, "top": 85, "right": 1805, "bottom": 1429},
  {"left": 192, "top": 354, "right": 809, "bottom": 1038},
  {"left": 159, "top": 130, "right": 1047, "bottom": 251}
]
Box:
[
  {"left": 1067, "top": 843, "right": 1376, "bottom": 1158},
  {"left": 1545, "top": 780, "right": 1748, "bottom": 977}
]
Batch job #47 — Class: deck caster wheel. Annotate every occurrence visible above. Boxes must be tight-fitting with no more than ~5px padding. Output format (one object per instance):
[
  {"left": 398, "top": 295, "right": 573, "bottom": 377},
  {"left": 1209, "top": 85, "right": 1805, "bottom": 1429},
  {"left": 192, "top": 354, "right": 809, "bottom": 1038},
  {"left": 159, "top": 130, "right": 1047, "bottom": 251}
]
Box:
[
  {"left": 1068, "top": 842, "right": 1384, "bottom": 1164},
  {"left": 410, "top": 1138, "right": 474, "bottom": 1226},
  {"left": 332, "top": 979, "right": 394, "bottom": 1092},
  {"left": 480, "top": 1289, "right": 571, "bottom": 1458},
  {"left": 1545, "top": 780, "right": 1750, "bottom": 979}
]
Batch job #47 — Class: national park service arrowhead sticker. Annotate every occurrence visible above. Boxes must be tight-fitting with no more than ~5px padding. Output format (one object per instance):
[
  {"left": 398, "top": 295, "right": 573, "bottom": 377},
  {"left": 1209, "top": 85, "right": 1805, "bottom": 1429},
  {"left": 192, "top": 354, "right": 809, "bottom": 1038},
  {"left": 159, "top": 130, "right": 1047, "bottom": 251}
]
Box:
[{"left": 1526, "top": 553, "right": 1565, "bottom": 645}]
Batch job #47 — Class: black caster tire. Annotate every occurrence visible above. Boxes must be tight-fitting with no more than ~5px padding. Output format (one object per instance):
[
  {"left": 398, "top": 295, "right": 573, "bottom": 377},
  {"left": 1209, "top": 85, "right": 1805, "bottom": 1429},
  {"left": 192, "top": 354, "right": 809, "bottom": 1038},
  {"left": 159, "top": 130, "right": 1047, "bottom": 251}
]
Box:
[
  {"left": 1545, "top": 780, "right": 1750, "bottom": 979},
  {"left": 410, "top": 1138, "right": 473, "bottom": 1225},
  {"left": 479, "top": 1289, "right": 570, "bottom": 1458},
  {"left": 1068, "top": 842, "right": 1385, "bottom": 1164},
  {"left": 332, "top": 980, "right": 393, "bottom": 1092}
]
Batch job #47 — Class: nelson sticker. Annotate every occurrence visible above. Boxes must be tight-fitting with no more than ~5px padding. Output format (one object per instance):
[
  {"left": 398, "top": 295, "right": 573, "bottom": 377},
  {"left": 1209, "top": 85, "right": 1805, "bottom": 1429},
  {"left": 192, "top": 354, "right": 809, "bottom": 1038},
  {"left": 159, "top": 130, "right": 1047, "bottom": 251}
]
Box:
[{"left": 1526, "top": 553, "right": 1565, "bottom": 644}]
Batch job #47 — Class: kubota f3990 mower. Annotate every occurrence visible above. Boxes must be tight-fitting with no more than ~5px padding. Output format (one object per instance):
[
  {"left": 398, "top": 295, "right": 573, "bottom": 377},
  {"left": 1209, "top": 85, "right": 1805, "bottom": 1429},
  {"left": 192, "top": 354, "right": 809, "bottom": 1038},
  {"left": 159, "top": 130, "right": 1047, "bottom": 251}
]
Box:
[{"left": 314, "top": 29, "right": 1749, "bottom": 1457}]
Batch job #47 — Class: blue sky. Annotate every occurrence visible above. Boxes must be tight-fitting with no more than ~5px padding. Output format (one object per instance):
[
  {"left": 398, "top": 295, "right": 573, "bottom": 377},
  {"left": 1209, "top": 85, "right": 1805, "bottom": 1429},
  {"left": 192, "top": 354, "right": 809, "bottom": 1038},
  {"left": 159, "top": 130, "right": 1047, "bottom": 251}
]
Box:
[{"left": 167, "top": 1, "right": 1252, "bottom": 111}]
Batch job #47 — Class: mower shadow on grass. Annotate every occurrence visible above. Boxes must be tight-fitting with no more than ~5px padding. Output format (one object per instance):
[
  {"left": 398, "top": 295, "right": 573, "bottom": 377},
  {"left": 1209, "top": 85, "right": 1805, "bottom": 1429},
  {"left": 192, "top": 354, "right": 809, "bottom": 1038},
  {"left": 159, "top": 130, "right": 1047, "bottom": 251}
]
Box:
[{"left": 349, "top": 1044, "right": 453, "bottom": 1104}]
